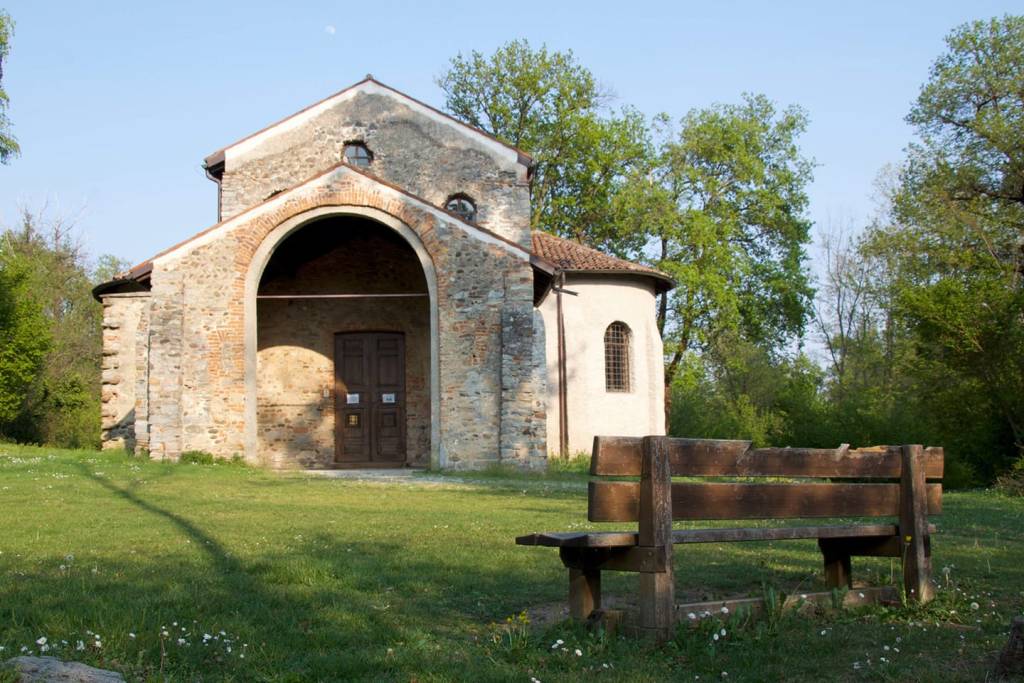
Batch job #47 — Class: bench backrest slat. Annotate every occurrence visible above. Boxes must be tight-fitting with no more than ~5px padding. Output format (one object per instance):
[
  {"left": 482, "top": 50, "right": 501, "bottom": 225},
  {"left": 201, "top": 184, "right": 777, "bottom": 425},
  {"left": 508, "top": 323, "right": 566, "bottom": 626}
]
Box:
[
  {"left": 591, "top": 436, "right": 944, "bottom": 479},
  {"left": 588, "top": 481, "right": 943, "bottom": 522}
]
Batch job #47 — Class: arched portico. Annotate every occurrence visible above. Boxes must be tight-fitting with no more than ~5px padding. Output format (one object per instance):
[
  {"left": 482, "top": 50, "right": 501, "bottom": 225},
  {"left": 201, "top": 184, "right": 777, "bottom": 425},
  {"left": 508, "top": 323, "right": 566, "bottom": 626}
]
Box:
[{"left": 243, "top": 206, "right": 441, "bottom": 468}]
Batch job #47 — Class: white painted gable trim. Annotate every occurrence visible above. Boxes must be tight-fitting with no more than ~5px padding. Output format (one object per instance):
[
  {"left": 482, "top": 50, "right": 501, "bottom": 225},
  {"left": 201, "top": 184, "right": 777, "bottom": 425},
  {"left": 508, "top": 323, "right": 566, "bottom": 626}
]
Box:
[
  {"left": 152, "top": 164, "right": 528, "bottom": 270},
  {"left": 223, "top": 80, "right": 522, "bottom": 167}
]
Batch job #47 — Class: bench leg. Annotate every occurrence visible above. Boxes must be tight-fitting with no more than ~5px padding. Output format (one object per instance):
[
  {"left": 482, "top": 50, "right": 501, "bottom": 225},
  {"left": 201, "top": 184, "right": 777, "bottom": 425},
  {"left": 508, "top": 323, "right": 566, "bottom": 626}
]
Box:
[
  {"left": 900, "top": 445, "right": 935, "bottom": 604},
  {"left": 639, "top": 569, "right": 674, "bottom": 637},
  {"left": 568, "top": 566, "right": 601, "bottom": 620},
  {"left": 818, "top": 540, "right": 852, "bottom": 589}
]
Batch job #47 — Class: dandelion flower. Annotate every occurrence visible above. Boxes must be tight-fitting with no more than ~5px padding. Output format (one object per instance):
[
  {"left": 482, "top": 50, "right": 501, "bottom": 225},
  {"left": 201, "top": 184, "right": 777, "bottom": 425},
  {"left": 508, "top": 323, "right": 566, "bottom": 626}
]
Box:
[
  {"left": 713, "top": 633, "right": 719, "bottom": 641},
  {"left": 720, "top": 628, "right": 727, "bottom": 637}
]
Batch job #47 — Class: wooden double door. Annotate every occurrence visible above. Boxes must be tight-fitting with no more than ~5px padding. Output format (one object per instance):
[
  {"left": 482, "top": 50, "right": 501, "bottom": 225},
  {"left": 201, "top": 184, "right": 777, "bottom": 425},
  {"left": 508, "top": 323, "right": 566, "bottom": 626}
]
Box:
[{"left": 334, "top": 332, "right": 406, "bottom": 465}]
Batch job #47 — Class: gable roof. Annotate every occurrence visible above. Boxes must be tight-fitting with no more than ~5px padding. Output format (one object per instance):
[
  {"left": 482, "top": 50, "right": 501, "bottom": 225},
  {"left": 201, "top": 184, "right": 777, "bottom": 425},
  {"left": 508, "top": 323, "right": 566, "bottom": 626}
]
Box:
[
  {"left": 93, "top": 160, "right": 536, "bottom": 301},
  {"left": 203, "top": 75, "right": 533, "bottom": 177},
  {"left": 530, "top": 231, "right": 674, "bottom": 293}
]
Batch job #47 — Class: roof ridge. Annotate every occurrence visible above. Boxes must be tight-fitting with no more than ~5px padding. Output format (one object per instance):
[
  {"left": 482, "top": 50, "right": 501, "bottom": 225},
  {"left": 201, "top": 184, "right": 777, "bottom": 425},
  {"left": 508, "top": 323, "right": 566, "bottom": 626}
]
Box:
[{"left": 203, "top": 76, "right": 533, "bottom": 169}]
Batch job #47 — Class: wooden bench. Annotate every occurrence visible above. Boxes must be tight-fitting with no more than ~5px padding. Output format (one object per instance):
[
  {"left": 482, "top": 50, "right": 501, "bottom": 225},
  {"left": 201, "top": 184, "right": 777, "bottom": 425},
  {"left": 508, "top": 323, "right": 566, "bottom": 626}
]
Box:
[{"left": 517, "top": 436, "right": 943, "bottom": 638}]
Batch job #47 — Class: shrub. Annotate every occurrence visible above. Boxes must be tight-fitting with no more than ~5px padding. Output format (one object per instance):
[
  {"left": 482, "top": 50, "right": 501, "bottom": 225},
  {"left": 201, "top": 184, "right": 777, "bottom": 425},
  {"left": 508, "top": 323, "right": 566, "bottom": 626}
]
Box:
[
  {"left": 179, "top": 450, "right": 215, "bottom": 465},
  {"left": 995, "top": 457, "right": 1024, "bottom": 497}
]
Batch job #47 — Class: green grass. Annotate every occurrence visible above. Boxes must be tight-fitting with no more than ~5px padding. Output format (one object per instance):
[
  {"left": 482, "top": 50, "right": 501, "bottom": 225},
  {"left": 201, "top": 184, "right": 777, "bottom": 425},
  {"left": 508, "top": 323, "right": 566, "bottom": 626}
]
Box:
[{"left": 0, "top": 444, "right": 1022, "bottom": 682}]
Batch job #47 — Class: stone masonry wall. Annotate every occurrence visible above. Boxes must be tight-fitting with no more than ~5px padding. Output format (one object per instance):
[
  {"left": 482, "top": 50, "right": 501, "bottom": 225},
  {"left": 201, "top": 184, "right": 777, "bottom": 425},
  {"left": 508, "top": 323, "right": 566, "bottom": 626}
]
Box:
[
  {"left": 100, "top": 293, "right": 150, "bottom": 450},
  {"left": 219, "top": 90, "right": 531, "bottom": 248},
  {"left": 143, "top": 167, "right": 545, "bottom": 468}
]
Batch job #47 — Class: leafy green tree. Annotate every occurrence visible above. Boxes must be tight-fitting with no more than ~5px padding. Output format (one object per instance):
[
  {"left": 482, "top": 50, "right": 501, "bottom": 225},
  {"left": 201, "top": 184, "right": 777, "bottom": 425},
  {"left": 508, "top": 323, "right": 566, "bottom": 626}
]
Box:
[
  {"left": 0, "top": 10, "right": 19, "bottom": 163},
  {"left": 0, "top": 209, "right": 119, "bottom": 447},
  {"left": 620, "top": 95, "right": 815, "bottom": 394},
  {"left": 0, "top": 257, "right": 49, "bottom": 428},
  {"left": 437, "top": 39, "right": 649, "bottom": 243},
  {"left": 862, "top": 15, "right": 1024, "bottom": 478}
]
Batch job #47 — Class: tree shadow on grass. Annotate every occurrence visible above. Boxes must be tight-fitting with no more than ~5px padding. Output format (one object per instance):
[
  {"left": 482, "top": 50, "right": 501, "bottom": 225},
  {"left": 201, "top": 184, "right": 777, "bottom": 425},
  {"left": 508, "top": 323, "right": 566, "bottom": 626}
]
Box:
[{"left": 0, "top": 463, "right": 560, "bottom": 680}]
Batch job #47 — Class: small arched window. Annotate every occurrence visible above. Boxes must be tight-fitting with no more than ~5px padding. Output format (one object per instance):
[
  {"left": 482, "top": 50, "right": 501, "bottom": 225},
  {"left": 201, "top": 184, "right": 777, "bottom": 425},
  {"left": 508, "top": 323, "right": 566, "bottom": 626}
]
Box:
[
  {"left": 343, "top": 142, "right": 373, "bottom": 167},
  {"left": 604, "top": 322, "right": 632, "bottom": 392},
  {"left": 445, "top": 195, "right": 477, "bottom": 223}
]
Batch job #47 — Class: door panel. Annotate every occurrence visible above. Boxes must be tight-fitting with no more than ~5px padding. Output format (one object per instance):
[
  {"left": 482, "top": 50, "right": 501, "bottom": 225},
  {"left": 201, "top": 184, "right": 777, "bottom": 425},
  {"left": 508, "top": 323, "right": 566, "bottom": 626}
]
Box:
[{"left": 334, "top": 332, "right": 406, "bottom": 465}]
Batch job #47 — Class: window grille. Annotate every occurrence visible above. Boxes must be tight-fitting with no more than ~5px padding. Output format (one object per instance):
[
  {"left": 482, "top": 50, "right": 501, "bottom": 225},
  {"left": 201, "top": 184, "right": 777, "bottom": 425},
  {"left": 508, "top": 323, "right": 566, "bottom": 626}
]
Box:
[
  {"left": 343, "top": 143, "right": 373, "bottom": 167},
  {"left": 445, "top": 195, "right": 477, "bottom": 223},
  {"left": 604, "top": 322, "right": 631, "bottom": 392}
]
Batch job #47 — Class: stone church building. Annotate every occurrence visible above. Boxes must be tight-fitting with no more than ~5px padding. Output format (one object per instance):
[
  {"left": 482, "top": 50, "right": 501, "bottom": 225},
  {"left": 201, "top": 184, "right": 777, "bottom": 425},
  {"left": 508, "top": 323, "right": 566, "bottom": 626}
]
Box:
[{"left": 94, "top": 76, "right": 673, "bottom": 469}]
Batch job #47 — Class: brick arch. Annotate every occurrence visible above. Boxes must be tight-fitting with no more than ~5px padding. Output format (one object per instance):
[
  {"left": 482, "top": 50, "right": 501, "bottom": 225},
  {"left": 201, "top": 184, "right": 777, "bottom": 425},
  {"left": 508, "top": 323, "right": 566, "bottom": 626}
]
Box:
[
  {"left": 233, "top": 180, "right": 447, "bottom": 268},
  {"left": 240, "top": 200, "right": 442, "bottom": 468}
]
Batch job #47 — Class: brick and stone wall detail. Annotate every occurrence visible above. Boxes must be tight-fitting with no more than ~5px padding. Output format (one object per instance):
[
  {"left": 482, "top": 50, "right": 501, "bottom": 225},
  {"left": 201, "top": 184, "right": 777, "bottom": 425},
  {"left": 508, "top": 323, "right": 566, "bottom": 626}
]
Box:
[
  {"left": 142, "top": 167, "right": 544, "bottom": 468},
  {"left": 100, "top": 293, "right": 150, "bottom": 450},
  {"left": 219, "top": 91, "right": 531, "bottom": 248}
]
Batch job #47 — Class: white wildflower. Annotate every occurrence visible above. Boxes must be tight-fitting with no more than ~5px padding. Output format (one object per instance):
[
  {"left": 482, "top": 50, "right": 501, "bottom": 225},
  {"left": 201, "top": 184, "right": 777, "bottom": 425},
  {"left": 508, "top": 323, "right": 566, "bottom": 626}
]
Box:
[
  {"left": 720, "top": 606, "right": 729, "bottom": 615},
  {"left": 574, "top": 648, "right": 581, "bottom": 657},
  {"left": 35, "top": 637, "right": 46, "bottom": 646},
  {"left": 76, "top": 641, "right": 85, "bottom": 651}
]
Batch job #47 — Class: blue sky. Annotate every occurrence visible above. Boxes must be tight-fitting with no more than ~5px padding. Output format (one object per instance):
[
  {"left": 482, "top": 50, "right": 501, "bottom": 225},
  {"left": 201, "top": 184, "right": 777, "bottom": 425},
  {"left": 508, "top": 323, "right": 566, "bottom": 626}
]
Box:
[{"left": 0, "top": 1, "right": 1019, "bottom": 268}]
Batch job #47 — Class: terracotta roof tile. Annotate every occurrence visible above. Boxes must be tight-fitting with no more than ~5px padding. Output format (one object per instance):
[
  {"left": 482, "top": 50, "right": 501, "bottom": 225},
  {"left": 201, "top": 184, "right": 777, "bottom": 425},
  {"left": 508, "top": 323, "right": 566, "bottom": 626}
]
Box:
[{"left": 530, "top": 231, "right": 674, "bottom": 290}]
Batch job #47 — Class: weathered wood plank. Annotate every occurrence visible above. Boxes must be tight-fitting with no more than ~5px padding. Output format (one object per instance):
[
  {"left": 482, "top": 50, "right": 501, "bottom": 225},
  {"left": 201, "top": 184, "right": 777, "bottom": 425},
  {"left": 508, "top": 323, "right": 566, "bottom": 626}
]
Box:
[
  {"left": 515, "top": 531, "right": 638, "bottom": 548},
  {"left": 588, "top": 481, "right": 943, "bottom": 522},
  {"left": 559, "top": 546, "right": 668, "bottom": 573},
  {"left": 591, "top": 436, "right": 944, "bottom": 479},
  {"left": 518, "top": 524, "right": 935, "bottom": 548},
  {"left": 675, "top": 586, "right": 898, "bottom": 622},
  {"left": 900, "top": 444, "right": 935, "bottom": 603},
  {"left": 638, "top": 436, "right": 674, "bottom": 638}
]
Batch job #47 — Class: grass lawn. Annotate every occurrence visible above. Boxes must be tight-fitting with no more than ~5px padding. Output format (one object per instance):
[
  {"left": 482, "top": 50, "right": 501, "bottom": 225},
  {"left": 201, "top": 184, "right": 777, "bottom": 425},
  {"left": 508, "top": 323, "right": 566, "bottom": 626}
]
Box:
[{"left": 0, "top": 445, "right": 1022, "bottom": 682}]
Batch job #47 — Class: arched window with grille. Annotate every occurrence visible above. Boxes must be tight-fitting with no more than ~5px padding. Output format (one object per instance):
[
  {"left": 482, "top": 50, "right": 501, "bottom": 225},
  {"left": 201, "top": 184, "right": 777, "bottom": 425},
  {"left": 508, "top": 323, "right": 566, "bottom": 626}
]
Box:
[
  {"left": 604, "top": 322, "right": 632, "bottom": 392},
  {"left": 445, "top": 194, "right": 477, "bottom": 223}
]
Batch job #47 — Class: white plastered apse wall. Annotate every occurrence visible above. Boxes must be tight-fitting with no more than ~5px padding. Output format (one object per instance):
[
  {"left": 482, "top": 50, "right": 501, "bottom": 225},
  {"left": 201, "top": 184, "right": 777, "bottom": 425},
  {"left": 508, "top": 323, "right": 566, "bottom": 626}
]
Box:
[{"left": 540, "top": 275, "right": 666, "bottom": 455}]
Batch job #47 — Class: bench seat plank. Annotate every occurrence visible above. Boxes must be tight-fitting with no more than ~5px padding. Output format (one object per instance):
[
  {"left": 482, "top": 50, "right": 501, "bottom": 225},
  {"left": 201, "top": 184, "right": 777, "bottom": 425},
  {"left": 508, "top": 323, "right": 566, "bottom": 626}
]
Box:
[{"left": 516, "top": 523, "right": 936, "bottom": 548}]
